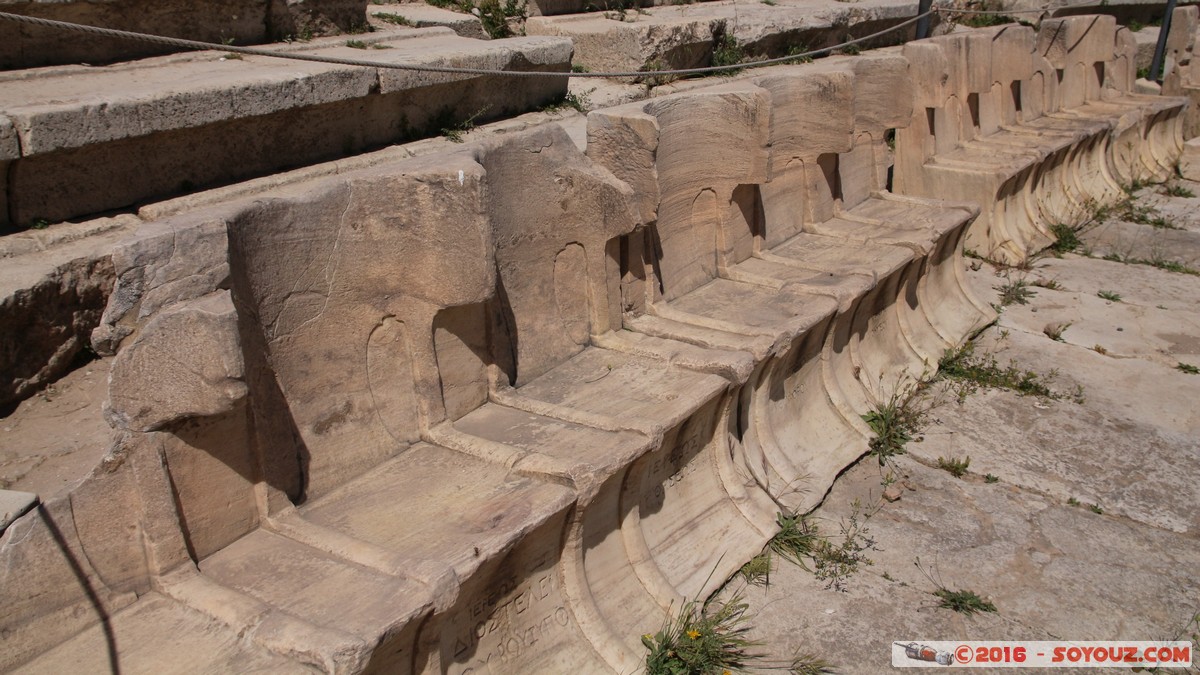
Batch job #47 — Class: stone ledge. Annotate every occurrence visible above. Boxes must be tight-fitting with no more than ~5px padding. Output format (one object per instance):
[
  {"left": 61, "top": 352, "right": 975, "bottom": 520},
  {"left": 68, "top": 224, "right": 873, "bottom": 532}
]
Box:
[
  {"left": 0, "top": 28, "right": 571, "bottom": 226},
  {"left": 527, "top": 0, "right": 920, "bottom": 73}
]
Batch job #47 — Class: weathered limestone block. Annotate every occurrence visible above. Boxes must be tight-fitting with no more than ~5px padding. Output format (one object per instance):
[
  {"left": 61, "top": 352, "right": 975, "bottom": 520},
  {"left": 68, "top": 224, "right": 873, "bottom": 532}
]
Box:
[
  {"left": 106, "top": 291, "right": 246, "bottom": 432},
  {"left": 0, "top": 497, "right": 136, "bottom": 670},
  {"left": 368, "top": 3, "right": 487, "bottom": 40},
  {"left": 0, "top": 216, "right": 139, "bottom": 406},
  {"left": 227, "top": 150, "right": 494, "bottom": 502},
  {"left": 268, "top": 0, "right": 370, "bottom": 40},
  {"left": 0, "top": 490, "right": 36, "bottom": 534},
  {"left": 0, "top": 30, "right": 570, "bottom": 226},
  {"left": 0, "top": 0, "right": 271, "bottom": 69},
  {"left": 1179, "top": 136, "right": 1200, "bottom": 180},
  {"left": 527, "top": 12, "right": 722, "bottom": 73},
  {"left": 11, "top": 592, "right": 317, "bottom": 674},
  {"left": 0, "top": 436, "right": 174, "bottom": 671},
  {"left": 527, "top": 0, "right": 923, "bottom": 73},
  {"left": 92, "top": 212, "right": 231, "bottom": 355},
  {"left": 1162, "top": 5, "right": 1200, "bottom": 139}
]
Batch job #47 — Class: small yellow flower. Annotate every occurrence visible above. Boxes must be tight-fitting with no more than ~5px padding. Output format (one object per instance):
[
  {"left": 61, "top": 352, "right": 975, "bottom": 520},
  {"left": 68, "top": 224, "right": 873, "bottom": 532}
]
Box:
[
  {"left": 723, "top": 671, "right": 732, "bottom": 675},
  {"left": 686, "top": 629, "right": 701, "bottom": 640}
]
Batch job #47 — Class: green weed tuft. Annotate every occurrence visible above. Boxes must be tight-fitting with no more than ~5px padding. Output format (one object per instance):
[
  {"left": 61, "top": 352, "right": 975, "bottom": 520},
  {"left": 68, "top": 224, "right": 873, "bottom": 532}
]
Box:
[
  {"left": 996, "top": 279, "right": 1035, "bottom": 306},
  {"left": 642, "top": 593, "right": 761, "bottom": 675},
  {"left": 938, "top": 341, "right": 1062, "bottom": 400},
  {"left": 1049, "top": 222, "right": 1081, "bottom": 255},
  {"left": 936, "top": 456, "right": 971, "bottom": 478}
]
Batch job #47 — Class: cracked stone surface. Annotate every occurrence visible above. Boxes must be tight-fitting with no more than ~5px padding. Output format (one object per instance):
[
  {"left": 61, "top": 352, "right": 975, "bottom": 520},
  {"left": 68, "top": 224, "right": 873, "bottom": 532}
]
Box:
[{"left": 731, "top": 181, "right": 1200, "bottom": 674}]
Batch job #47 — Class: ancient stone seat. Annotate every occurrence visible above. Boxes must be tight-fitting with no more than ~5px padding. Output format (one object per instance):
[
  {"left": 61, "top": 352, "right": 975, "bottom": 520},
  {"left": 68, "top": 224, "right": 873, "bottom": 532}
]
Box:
[
  {"left": 1163, "top": 5, "right": 1200, "bottom": 139},
  {"left": 585, "top": 60, "right": 992, "bottom": 520},
  {"left": 184, "top": 134, "right": 748, "bottom": 674},
  {"left": 895, "top": 17, "right": 1187, "bottom": 263},
  {"left": 1041, "top": 16, "right": 1186, "bottom": 184},
  {"left": 896, "top": 30, "right": 1082, "bottom": 262}
]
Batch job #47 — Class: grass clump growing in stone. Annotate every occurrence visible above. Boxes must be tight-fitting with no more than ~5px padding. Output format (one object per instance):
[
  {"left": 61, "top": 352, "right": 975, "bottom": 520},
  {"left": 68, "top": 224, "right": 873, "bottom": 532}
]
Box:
[
  {"left": 1162, "top": 183, "right": 1195, "bottom": 198},
  {"left": 937, "top": 341, "right": 1063, "bottom": 400},
  {"left": 809, "top": 501, "right": 877, "bottom": 592},
  {"left": 995, "top": 278, "right": 1035, "bottom": 306},
  {"left": 1097, "top": 290, "right": 1122, "bottom": 302},
  {"left": 478, "top": 0, "right": 525, "bottom": 39},
  {"left": 642, "top": 593, "right": 761, "bottom": 674},
  {"left": 767, "top": 505, "right": 878, "bottom": 592},
  {"left": 1049, "top": 222, "right": 1081, "bottom": 255},
  {"left": 438, "top": 105, "right": 490, "bottom": 143},
  {"left": 984, "top": 473, "right": 999, "bottom": 484},
  {"left": 917, "top": 557, "right": 997, "bottom": 615},
  {"left": 541, "top": 88, "right": 593, "bottom": 113},
  {"left": 770, "top": 512, "right": 820, "bottom": 565},
  {"left": 791, "top": 654, "right": 837, "bottom": 674},
  {"left": 374, "top": 12, "right": 414, "bottom": 25},
  {"left": 935, "top": 588, "right": 997, "bottom": 615},
  {"left": 786, "top": 42, "right": 814, "bottom": 63},
  {"left": 1177, "top": 362, "right": 1200, "bottom": 375},
  {"left": 711, "top": 33, "right": 747, "bottom": 72},
  {"left": 738, "top": 553, "right": 772, "bottom": 587},
  {"left": 863, "top": 389, "right": 928, "bottom": 465},
  {"left": 937, "top": 456, "right": 971, "bottom": 478}
]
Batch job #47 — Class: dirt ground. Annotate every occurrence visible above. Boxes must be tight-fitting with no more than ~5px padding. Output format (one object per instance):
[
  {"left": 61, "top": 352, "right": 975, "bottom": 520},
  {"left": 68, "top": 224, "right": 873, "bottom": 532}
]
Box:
[{"left": 726, "top": 180, "right": 1200, "bottom": 674}]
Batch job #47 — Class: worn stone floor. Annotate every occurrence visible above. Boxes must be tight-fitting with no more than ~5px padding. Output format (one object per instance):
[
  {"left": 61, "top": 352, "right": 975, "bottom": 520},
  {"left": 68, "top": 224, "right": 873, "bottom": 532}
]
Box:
[{"left": 727, "top": 180, "right": 1200, "bottom": 674}]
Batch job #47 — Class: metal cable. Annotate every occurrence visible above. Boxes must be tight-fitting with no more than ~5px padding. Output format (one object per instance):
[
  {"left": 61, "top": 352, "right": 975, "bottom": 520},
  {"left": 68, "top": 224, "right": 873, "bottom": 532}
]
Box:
[{"left": 0, "top": 2, "right": 1123, "bottom": 79}]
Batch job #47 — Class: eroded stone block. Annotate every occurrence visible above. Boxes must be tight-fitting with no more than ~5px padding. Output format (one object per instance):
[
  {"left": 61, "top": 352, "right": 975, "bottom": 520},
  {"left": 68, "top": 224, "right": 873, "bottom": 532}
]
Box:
[{"left": 106, "top": 291, "right": 246, "bottom": 432}]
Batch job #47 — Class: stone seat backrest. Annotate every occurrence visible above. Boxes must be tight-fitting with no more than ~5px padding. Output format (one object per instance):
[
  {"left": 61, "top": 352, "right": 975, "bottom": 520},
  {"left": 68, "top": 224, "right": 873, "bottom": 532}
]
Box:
[
  {"left": 1038, "top": 15, "right": 1119, "bottom": 109},
  {"left": 587, "top": 86, "right": 771, "bottom": 308},
  {"left": 840, "top": 53, "right": 915, "bottom": 210},
  {"left": 751, "top": 65, "right": 856, "bottom": 245},
  {"left": 468, "top": 124, "right": 643, "bottom": 389},
  {"left": 225, "top": 152, "right": 495, "bottom": 509}
]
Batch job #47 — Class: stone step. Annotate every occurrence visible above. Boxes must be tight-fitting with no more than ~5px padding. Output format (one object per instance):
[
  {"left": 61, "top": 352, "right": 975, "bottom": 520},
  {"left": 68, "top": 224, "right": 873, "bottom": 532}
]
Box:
[
  {"left": 368, "top": 3, "right": 488, "bottom": 39},
  {"left": 0, "top": 0, "right": 368, "bottom": 71},
  {"left": 0, "top": 26, "right": 570, "bottom": 229},
  {"left": 526, "top": 0, "right": 922, "bottom": 73},
  {"left": 12, "top": 592, "right": 318, "bottom": 674}
]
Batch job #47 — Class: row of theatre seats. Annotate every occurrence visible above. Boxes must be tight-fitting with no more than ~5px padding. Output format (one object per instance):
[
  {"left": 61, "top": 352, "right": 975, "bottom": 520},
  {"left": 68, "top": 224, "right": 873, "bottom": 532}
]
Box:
[
  {"left": 0, "top": 14, "right": 1185, "bottom": 675},
  {"left": 897, "top": 15, "right": 1185, "bottom": 263}
]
